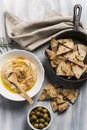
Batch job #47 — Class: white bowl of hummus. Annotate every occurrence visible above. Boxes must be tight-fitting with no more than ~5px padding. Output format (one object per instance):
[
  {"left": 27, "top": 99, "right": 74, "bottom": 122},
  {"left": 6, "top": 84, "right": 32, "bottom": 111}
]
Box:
[{"left": 0, "top": 49, "right": 44, "bottom": 101}]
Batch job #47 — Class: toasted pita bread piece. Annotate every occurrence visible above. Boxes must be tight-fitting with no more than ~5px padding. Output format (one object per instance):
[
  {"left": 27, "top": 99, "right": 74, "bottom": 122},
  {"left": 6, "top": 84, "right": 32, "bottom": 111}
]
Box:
[
  {"left": 38, "top": 90, "right": 47, "bottom": 101},
  {"left": 85, "top": 64, "right": 87, "bottom": 70},
  {"left": 57, "top": 45, "right": 71, "bottom": 55},
  {"left": 73, "top": 44, "right": 78, "bottom": 51},
  {"left": 50, "top": 57, "right": 62, "bottom": 68},
  {"left": 50, "top": 56, "right": 65, "bottom": 68},
  {"left": 68, "top": 51, "right": 85, "bottom": 67},
  {"left": 46, "top": 49, "right": 56, "bottom": 60},
  {"left": 45, "top": 84, "right": 57, "bottom": 97},
  {"left": 58, "top": 39, "right": 75, "bottom": 49},
  {"left": 57, "top": 101, "right": 70, "bottom": 113},
  {"left": 51, "top": 38, "right": 59, "bottom": 52},
  {"left": 50, "top": 60, "right": 57, "bottom": 68},
  {"left": 61, "top": 61, "right": 74, "bottom": 77},
  {"left": 51, "top": 95, "right": 69, "bottom": 113},
  {"left": 63, "top": 39, "right": 75, "bottom": 49},
  {"left": 78, "top": 44, "right": 87, "bottom": 60},
  {"left": 51, "top": 99, "right": 58, "bottom": 112},
  {"left": 72, "top": 50, "right": 85, "bottom": 61},
  {"left": 58, "top": 39, "right": 67, "bottom": 44},
  {"left": 55, "top": 50, "right": 82, "bottom": 65},
  {"left": 75, "top": 54, "right": 84, "bottom": 62},
  {"left": 56, "top": 87, "right": 63, "bottom": 93},
  {"left": 64, "top": 51, "right": 73, "bottom": 59},
  {"left": 38, "top": 84, "right": 57, "bottom": 101},
  {"left": 72, "top": 64, "right": 86, "bottom": 79},
  {"left": 58, "top": 39, "right": 72, "bottom": 44},
  {"left": 56, "top": 93, "right": 66, "bottom": 105},
  {"left": 56, "top": 87, "right": 69, "bottom": 105},
  {"left": 60, "top": 88, "right": 80, "bottom": 104},
  {"left": 56, "top": 61, "right": 66, "bottom": 76},
  {"left": 51, "top": 99, "right": 69, "bottom": 113}
]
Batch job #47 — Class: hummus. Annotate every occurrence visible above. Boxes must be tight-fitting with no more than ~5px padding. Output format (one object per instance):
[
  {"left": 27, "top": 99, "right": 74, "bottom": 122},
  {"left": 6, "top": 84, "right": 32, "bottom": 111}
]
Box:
[{"left": 1, "top": 56, "right": 38, "bottom": 93}]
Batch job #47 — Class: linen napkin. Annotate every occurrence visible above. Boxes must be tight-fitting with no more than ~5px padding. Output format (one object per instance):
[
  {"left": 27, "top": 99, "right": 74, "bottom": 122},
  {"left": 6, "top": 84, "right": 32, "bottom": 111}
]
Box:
[{"left": 5, "top": 11, "right": 83, "bottom": 51}]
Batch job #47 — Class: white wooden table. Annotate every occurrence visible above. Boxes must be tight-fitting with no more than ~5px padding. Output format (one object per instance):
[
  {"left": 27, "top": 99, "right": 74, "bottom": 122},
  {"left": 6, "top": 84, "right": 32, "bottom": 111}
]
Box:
[{"left": 0, "top": 0, "right": 87, "bottom": 130}]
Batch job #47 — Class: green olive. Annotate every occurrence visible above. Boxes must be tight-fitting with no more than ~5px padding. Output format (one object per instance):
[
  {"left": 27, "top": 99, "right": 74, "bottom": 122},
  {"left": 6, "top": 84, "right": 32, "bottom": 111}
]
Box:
[
  {"left": 46, "top": 117, "right": 50, "bottom": 123},
  {"left": 30, "top": 111, "right": 35, "bottom": 116},
  {"left": 36, "top": 111, "right": 41, "bottom": 117},
  {"left": 40, "top": 113, "right": 44, "bottom": 117},
  {"left": 35, "top": 119, "right": 39, "bottom": 123},
  {"left": 33, "top": 123, "right": 39, "bottom": 129},
  {"left": 39, "top": 118, "right": 45, "bottom": 123},
  {"left": 37, "top": 106, "right": 43, "bottom": 111},
  {"left": 38, "top": 123, "right": 44, "bottom": 129},
  {"left": 34, "top": 108, "right": 38, "bottom": 113},
  {"left": 43, "top": 113, "right": 48, "bottom": 120},
  {"left": 42, "top": 108, "right": 48, "bottom": 113},
  {"left": 44, "top": 122, "right": 49, "bottom": 127},
  {"left": 31, "top": 115, "right": 37, "bottom": 121}
]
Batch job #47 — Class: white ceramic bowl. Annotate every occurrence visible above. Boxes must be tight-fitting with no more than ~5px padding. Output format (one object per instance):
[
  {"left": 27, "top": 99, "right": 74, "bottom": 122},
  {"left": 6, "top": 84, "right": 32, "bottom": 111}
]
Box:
[
  {"left": 0, "top": 49, "right": 44, "bottom": 101},
  {"left": 27, "top": 104, "right": 53, "bottom": 130}
]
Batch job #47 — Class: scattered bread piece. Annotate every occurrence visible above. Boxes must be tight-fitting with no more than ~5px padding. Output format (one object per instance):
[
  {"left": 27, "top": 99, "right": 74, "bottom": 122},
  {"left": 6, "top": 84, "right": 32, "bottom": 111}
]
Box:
[
  {"left": 54, "top": 87, "right": 69, "bottom": 113},
  {"left": 57, "top": 101, "right": 70, "bottom": 113},
  {"left": 56, "top": 93, "right": 66, "bottom": 105},
  {"left": 38, "top": 84, "right": 57, "bottom": 101},
  {"left": 45, "top": 84, "right": 57, "bottom": 97},
  {"left": 51, "top": 99, "right": 58, "bottom": 112},
  {"left": 38, "top": 90, "right": 47, "bottom": 101},
  {"left": 38, "top": 83, "right": 80, "bottom": 114},
  {"left": 56, "top": 87, "right": 63, "bottom": 94},
  {"left": 51, "top": 93, "right": 69, "bottom": 113},
  {"left": 60, "top": 88, "right": 80, "bottom": 104}
]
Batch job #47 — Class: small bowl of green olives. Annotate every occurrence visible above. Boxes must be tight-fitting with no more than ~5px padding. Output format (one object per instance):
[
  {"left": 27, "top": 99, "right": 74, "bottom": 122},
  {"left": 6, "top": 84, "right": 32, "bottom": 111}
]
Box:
[{"left": 27, "top": 105, "right": 52, "bottom": 130}]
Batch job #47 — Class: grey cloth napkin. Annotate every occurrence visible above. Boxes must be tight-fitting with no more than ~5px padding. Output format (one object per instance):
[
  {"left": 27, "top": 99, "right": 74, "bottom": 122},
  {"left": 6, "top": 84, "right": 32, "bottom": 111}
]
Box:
[{"left": 5, "top": 11, "right": 83, "bottom": 51}]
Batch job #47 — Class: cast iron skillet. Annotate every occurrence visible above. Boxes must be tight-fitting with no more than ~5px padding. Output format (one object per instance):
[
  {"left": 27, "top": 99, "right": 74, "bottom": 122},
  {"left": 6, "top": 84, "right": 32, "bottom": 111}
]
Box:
[{"left": 45, "top": 4, "right": 87, "bottom": 88}]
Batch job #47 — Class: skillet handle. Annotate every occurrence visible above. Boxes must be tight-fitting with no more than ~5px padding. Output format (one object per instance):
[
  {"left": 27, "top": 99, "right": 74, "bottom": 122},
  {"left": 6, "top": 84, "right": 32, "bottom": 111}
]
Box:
[{"left": 73, "top": 4, "right": 82, "bottom": 31}]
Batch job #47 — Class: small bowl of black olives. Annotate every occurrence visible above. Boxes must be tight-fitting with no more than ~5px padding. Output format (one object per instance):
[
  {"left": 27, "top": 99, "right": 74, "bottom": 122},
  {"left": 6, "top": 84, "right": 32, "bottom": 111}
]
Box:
[{"left": 27, "top": 105, "right": 53, "bottom": 130}]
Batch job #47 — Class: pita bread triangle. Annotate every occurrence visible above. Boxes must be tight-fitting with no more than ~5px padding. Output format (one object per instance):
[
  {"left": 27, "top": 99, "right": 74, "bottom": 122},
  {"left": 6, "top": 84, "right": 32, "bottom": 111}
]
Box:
[
  {"left": 57, "top": 45, "right": 71, "bottom": 55},
  {"left": 38, "top": 84, "right": 57, "bottom": 101}
]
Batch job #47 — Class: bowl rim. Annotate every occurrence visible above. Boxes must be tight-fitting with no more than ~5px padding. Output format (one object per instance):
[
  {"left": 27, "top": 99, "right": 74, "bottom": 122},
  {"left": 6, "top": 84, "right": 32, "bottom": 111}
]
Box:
[
  {"left": 27, "top": 104, "right": 53, "bottom": 130},
  {"left": 0, "top": 49, "right": 44, "bottom": 101}
]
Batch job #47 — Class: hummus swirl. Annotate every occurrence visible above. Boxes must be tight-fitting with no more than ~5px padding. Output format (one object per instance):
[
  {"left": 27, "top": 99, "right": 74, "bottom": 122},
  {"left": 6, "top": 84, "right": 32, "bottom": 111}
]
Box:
[{"left": 1, "top": 56, "right": 38, "bottom": 93}]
